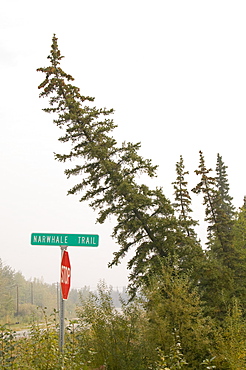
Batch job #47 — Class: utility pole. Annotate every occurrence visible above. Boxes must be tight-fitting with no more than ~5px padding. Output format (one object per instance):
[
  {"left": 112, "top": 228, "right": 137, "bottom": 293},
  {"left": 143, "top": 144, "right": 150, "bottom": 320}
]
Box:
[
  {"left": 16, "top": 285, "right": 19, "bottom": 316},
  {"left": 31, "top": 282, "right": 34, "bottom": 305}
]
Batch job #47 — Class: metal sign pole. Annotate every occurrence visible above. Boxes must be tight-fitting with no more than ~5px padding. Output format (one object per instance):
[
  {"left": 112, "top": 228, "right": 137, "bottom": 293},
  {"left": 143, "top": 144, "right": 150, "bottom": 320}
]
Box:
[
  {"left": 30, "top": 231, "right": 99, "bottom": 355},
  {"left": 59, "top": 246, "right": 67, "bottom": 352}
]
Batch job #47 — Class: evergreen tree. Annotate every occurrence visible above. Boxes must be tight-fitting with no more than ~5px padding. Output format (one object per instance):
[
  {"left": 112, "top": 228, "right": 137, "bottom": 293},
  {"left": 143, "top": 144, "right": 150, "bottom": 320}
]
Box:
[
  {"left": 230, "top": 204, "right": 246, "bottom": 307},
  {"left": 37, "top": 35, "right": 189, "bottom": 295},
  {"left": 215, "top": 153, "right": 235, "bottom": 220},
  {"left": 192, "top": 151, "right": 218, "bottom": 246},
  {"left": 192, "top": 151, "right": 235, "bottom": 318},
  {"left": 192, "top": 152, "right": 246, "bottom": 318},
  {"left": 192, "top": 151, "right": 234, "bottom": 262},
  {"left": 212, "top": 153, "right": 235, "bottom": 264},
  {"left": 172, "top": 155, "right": 204, "bottom": 278},
  {"left": 233, "top": 201, "right": 246, "bottom": 250},
  {"left": 172, "top": 155, "right": 198, "bottom": 238}
]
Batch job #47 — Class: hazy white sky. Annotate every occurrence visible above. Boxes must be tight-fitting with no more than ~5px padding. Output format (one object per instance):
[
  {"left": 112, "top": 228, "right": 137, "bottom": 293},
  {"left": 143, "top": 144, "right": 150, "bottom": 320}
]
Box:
[{"left": 1, "top": 0, "right": 246, "bottom": 289}]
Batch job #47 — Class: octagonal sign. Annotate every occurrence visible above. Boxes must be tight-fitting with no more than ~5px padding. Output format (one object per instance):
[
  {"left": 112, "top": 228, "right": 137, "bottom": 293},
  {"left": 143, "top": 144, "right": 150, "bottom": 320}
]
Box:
[{"left": 60, "top": 251, "right": 71, "bottom": 300}]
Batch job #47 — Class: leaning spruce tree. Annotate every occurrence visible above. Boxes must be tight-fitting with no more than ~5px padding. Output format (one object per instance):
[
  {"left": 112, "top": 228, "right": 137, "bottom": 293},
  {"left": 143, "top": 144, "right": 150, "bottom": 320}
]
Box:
[{"left": 37, "top": 35, "right": 192, "bottom": 295}]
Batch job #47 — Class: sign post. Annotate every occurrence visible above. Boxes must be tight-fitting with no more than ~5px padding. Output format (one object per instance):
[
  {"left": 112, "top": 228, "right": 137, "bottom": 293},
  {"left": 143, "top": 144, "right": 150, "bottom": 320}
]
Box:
[
  {"left": 30, "top": 232, "right": 99, "bottom": 354},
  {"left": 59, "top": 247, "right": 71, "bottom": 352}
]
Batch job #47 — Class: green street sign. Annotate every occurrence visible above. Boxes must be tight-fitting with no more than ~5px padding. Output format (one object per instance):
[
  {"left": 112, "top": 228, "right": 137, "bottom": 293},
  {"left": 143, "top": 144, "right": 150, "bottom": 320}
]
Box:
[{"left": 31, "top": 233, "right": 99, "bottom": 247}]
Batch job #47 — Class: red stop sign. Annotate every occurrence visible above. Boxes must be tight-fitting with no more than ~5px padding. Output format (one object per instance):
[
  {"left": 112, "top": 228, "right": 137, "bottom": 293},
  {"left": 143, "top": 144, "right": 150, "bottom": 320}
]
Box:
[{"left": 60, "top": 250, "right": 71, "bottom": 300}]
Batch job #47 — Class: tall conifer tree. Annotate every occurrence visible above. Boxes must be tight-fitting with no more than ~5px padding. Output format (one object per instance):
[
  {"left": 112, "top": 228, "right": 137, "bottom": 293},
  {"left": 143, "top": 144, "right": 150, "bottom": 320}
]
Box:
[
  {"left": 172, "top": 155, "right": 203, "bottom": 275},
  {"left": 37, "top": 35, "right": 190, "bottom": 295},
  {"left": 212, "top": 153, "right": 235, "bottom": 265},
  {"left": 215, "top": 153, "right": 235, "bottom": 220},
  {"left": 192, "top": 151, "right": 234, "bottom": 259},
  {"left": 230, "top": 202, "right": 246, "bottom": 308},
  {"left": 192, "top": 151, "right": 235, "bottom": 318},
  {"left": 172, "top": 155, "right": 198, "bottom": 238},
  {"left": 191, "top": 151, "right": 246, "bottom": 318},
  {"left": 192, "top": 151, "right": 219, "bottom": 245}
]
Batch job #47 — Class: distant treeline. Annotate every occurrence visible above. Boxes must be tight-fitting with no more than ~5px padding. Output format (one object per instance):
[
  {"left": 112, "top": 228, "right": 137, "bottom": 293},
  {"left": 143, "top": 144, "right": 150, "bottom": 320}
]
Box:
[{"left": 0, "top": 258, "right": 127, "bottom": 324}]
